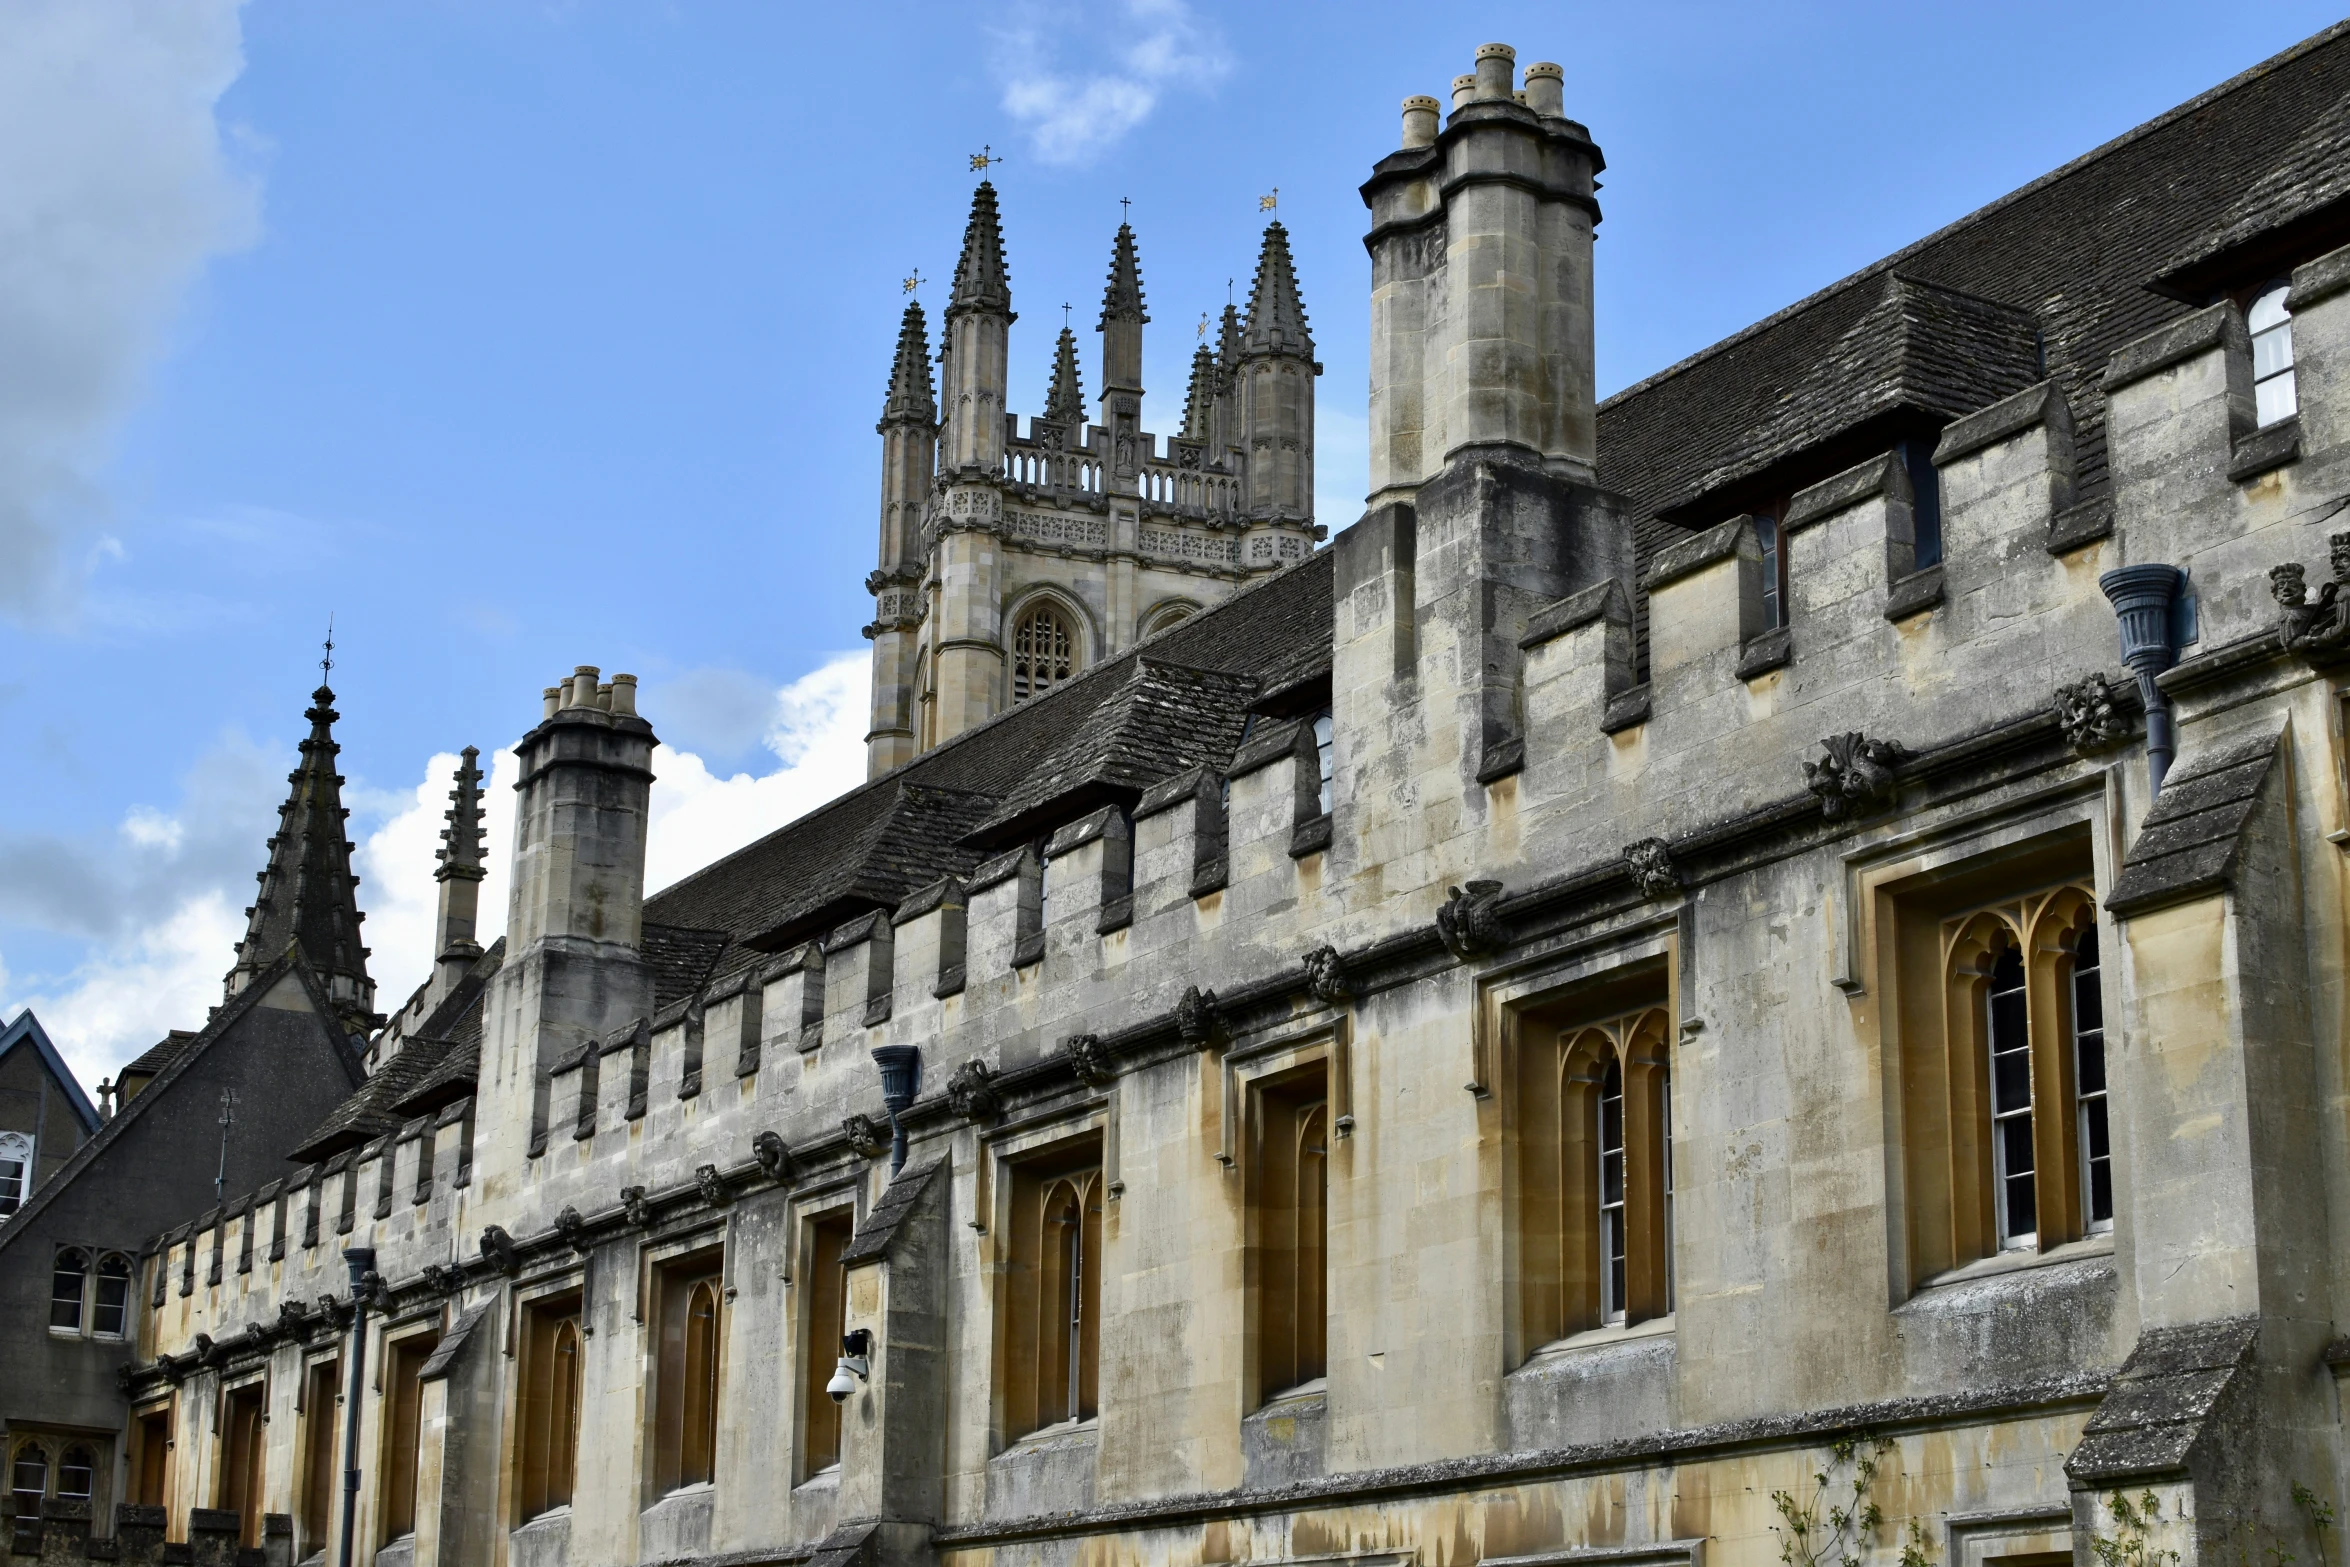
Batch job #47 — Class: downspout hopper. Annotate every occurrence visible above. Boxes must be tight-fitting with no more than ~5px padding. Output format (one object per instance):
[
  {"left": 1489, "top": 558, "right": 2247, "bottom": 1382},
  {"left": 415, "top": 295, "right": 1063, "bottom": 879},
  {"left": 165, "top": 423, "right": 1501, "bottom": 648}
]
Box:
[
  {"left": 2100, "top": 564, "right": 2185, "bottom": 793},
  {"left": 870, "top": 1045, "right": 921, "bottom": 1174}
]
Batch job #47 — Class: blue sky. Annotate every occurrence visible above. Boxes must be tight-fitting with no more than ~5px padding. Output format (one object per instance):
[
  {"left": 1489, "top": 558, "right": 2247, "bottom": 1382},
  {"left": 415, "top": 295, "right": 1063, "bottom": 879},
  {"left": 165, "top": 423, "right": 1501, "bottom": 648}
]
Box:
[{"left": 3, "top": 0, "right": 2340, "bottom": 1084}]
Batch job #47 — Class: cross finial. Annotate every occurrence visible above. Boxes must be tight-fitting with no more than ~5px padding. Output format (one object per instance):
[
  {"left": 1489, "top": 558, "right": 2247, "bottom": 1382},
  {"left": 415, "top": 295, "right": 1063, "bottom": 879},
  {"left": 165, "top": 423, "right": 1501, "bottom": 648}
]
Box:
[
  {"left": 969, "top": 144, "right": 1001, "bottom": 172},
  {"left": 1259, "top": 187, "right": 1279, "bottom": 213},
  {"left": 1120, "top": 196, "right": 1131, "bottom": 222},
  {"left": 902, "top": 269, "right": 924, "bottom": 296},
  {"left": 1062, "top": 302, "right": 1072, "bottom": 329},
  {"left": 321, "top": 614, "right": 335, "bottom": 682}
]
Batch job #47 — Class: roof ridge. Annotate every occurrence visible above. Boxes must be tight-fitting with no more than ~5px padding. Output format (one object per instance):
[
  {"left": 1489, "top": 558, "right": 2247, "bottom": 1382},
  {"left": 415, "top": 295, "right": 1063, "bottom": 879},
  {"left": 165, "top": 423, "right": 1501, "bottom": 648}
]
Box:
[{"left": 1597, "top": 18, "right": 2350, "bottom": 414}]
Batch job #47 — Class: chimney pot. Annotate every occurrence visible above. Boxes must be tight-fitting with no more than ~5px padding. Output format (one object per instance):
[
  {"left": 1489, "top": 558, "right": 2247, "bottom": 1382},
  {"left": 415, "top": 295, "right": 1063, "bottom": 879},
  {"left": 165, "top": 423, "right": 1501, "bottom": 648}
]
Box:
[
  {"left": 569, "top": 666, "right": 601, "bottom": 709},
  {"left": 542, "top": 686, "right": 561, "bottom": 721},
  {"left": 610, "top": 674, "right": 639, "bottom": 717},
  {"left": 1473, "top": 42, "right": 1515, "bottom": 101},
  {"left": 1524, "top": 62, "right": 1564, "bottom": 117},
  {"left": 1401, "top": 95, "right": 1440, "bottom": 149},
  {"left": 1451, "top": 73, "right": 1476, "bottom": 111}
]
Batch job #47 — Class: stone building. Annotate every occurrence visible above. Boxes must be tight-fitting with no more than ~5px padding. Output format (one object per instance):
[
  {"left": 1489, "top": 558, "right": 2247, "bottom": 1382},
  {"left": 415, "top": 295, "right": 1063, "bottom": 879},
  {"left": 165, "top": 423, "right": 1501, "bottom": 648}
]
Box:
[
  {"left": 32, "top": 20, "right": 2350, "bottom": 1567},
  {"left": 0, "top": 687, "right": 373, "bottom": 1550}
]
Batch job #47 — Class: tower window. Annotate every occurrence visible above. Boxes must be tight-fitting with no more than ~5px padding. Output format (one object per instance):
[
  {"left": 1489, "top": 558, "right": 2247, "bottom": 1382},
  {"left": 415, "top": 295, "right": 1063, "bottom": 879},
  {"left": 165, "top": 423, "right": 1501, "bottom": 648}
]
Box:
[
  {"left": 1011, "top": 605, "right": 1077, "bottom": 702},
  {"left": 2249, "top": 281, "right": 2296, "bottom": 426}
]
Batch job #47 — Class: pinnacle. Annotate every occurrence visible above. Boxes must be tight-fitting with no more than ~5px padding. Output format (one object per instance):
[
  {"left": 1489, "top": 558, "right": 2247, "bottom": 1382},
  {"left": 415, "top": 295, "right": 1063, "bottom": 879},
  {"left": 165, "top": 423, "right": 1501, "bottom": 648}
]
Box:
[
  {"left": 1242, "top": 221, "right": 1314, "bottom": 360},
  {"left": 1097, "top": 223, "right": 1148, "bottom": 328},
  {"left": 1181, "top": 343, "right": 1217, "bottom": 440},
  {"left": 881, "top": 301, "right": 937, "bottom": 426},
  {"left": 436, "top": 746, "right": 487, "bottom": 882},
  {"left": 948, "top": 181, "right": 1013, "bottom": 316},
  {"left": 1216, "top": 302, "right": 1245, "bottom": 374},
  {"left": 1045, "top": 327, "right": 1086, "bottom": 424}
]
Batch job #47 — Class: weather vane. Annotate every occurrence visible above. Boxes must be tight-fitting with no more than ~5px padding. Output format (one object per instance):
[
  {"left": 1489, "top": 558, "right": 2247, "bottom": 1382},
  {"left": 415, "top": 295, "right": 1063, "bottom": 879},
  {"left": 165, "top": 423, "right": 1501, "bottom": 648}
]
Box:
[
  {"left": 321, "top": 614, "right": 335, "bottom": 682},
  {"left": 1260, "top": 187, "right": 1279, "bottom": 213},
  {"left": 970, "top": 144, "right": 1002, "bottom": 172},
  {"left": 1197, "top": 311, "right": 1209, "bottom": 339},
  {"left": 902, "top": 269, "right": 924, "bottom": 296}
]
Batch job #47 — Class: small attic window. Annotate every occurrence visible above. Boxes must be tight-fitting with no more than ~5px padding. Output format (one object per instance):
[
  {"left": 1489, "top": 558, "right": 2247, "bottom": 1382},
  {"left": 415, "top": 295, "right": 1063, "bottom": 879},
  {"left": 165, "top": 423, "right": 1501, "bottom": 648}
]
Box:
[{"left": 2249, "top": 281, "right": 2297, "bottom": 426}]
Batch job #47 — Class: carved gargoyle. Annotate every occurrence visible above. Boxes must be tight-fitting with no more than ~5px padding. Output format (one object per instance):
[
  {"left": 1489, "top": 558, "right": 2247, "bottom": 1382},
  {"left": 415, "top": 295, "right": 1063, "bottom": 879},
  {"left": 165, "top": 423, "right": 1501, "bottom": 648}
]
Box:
[
  {"left": 419, "top": 1263, "right": 463, "bottom": 1297},
  {"left": 1063, "top": 1033, "right": 1115, "bottom": 1088},
  {"left": 1435, "top": 880, "right": 1509, "bottom": 959},
  {"left": 479, "top": 1225, "right": 519, "bottom": 1277},
  {"left": 619, "top": 1185, "right": 653, "bottom": 1229},
  {"left": 695, "top": 1164, "right": 731, "bottom": 1207},
  {"left": 751, "top": 1130, "right": 793, "bottom": 1184},
  {"left": 315, "top": 1292, "right": 353, "bottom": 1331},
  {"left": 842, "top": 1113, "right": 891, "bottom": 1160},
  {"left": 1803, "top": 732, "right": 1904, "bottom": 820},
  {"left": 553, "top": 1205, "right": 590, "bottom": 1255},
  {"left": 357, "top": 1270, "right": 392, "bottom": 1311},
  {"left": 1301, "top": 945, "right": 1353, "bottom": 1004},
  {"left": 2052, "top": 673, "right": 2128, "bottom": 753},
  {"left": 192, "top": 1332, "right": 218, "bottom": 1366},
  {"left": 2270, "top": 533, "right": 2350, "bottom": 658},
  {"left": 946, "top": 1058, "right": 1000, "bottom": 1122},
  {"left": 1175, "top": 985, "right": 1220, "bottom": 1045},
  {"left": 277, "top": 1299, "right": 310, "bottom": 1337},
  {"left": 1622, "top": 839, "right": 1679, "bottom": 899}
]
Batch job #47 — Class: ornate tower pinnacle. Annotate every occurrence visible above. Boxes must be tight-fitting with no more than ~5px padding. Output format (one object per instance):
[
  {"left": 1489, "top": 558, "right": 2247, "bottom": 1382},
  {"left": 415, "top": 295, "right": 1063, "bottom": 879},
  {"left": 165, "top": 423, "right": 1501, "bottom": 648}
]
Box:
[
  {"left": 1242, "top": 220, "right": 1315, "bottom": 360},
  {"left": 1045, "top": 326, "right": 1086, "bottom": 425},
  {"left": 227, "top": 682, "right": 378, "bottom": 1035},
  {"left": 1239, "top": 221, "right": 1321, "bottom": 530},
  {"left": 430, "top": 747, "right": 487, "bottom": 998},
  {"left": 880, "top": 300, "right": 937, "bottom": 429},
  {"left": 947, "top": 181, "right": 1012, "bottom": 318},
  {"left": 1181, "top": 342, "right": 1217, "bottom": 442},
  {"left": 869, "top": 298, "right": 941, "bottom": 777},
  {"left": 940, "top": 181, "right": 1014, "bottom": 477},
  {"left": 1097, "top": 222, "right": 1148, "bottom": 401}
]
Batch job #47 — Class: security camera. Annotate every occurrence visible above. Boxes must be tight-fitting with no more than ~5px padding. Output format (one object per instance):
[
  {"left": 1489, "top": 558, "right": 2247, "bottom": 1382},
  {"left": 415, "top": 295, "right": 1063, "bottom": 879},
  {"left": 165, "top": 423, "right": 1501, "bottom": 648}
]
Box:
[{"left": 828, "top": 1329, "right": 872, "bottom": 1404}]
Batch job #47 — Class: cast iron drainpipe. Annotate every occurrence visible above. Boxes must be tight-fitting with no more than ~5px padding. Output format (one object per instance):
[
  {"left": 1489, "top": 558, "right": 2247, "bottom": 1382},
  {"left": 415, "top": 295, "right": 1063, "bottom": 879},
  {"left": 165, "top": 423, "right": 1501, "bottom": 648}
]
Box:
[
  {"left": 2101, "top": 564, "right": 2187, "bottom": 794},
  {"left": 871, "top": 1046, "right": 921, "bottom": 1174},
  {"left": 338, "top": 1247, "right": 375, "bottom": 1567}
]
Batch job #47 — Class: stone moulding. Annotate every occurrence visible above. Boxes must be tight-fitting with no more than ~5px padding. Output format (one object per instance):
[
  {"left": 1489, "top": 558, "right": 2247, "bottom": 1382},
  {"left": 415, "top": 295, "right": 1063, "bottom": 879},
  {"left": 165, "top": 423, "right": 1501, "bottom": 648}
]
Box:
[{"left": 2100, "top": 301, "right": 2243, "bottom": 394}]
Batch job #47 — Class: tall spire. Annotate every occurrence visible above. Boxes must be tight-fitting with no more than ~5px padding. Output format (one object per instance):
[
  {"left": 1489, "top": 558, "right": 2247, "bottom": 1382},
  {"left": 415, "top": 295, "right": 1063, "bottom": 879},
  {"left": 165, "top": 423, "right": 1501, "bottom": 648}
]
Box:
[
  {"left": 948, "top": 181, "right": 1013, "bottom": 317},
  {"left": 880, "top": 301, "right": 937, "bottom": 427},
  {"left": 1181, "top": 342, "right": 1217, "bottom": 441},
  {"left": 1098, "top": 221, "right": 1148, "bottom": 401},
  {"left": 1242, "top": 221, "right": 1315, "bottom": 360},
  {"left": 430, "top": 747, "right": 487, "bottom": 997},
  {"left": 226, "top": 681, "right": 377, "bottom": 1035},
  {"left": 1098, "top": 223, "right": 1148, "bottom": 328},
  {"left": 1045, "top": 326, "right": 1086, "bottom": 424}
]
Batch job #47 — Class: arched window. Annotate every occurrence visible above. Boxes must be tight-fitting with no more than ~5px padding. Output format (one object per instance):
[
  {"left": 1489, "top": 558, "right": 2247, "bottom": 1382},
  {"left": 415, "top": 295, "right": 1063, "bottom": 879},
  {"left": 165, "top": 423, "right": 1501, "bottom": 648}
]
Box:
[
  {"left": 50, "top": 1248, "right": 88, "bottom": 1333},
  {"left": 2072, "top": 927, "right": 2113, "bottom": 1233},
  {"left": 10, "top": 1443, "right": 47, "bottom": 1515},
  {"left": 1251, "top": 1071, "right": 1328, "bottom": 1403},
  {"left": 1002, "top": 1151, "right": 1104, "bottom": 1442},
  {"left": 1139, "top": 601, "right": 1197, "bottom": 640},
  {"left": 0, "top": 1131, "right": 31, "bottom": 1214},
  {"left": 518, "top": 1301, "right": 581, "bottom": 1520},
  {"left": 55, "top": 1447, "right": 93, "bottom": 1504},
  {"left": 94, "top": 1254, "right": 132, "bottom": 1338},
  {"left": 679, "top": 1282, "right": 720, "bottom": 1487},
  {"left": 1985, "top": 937, "right": 2036, "bottom": 1249},
  {"left": 2249, "top": 281, "right": 2297, "bottom": 426},
  {"left": 1010, "top": 604, "right": 1077, "bottom": 702}
]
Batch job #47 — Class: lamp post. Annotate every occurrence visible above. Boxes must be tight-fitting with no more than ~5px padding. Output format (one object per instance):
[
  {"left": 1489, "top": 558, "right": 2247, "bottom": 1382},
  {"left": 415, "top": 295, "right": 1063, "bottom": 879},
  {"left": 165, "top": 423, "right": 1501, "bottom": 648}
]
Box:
[{"left": 338, "top": 1248, "right": 375, "bottom": 1567}]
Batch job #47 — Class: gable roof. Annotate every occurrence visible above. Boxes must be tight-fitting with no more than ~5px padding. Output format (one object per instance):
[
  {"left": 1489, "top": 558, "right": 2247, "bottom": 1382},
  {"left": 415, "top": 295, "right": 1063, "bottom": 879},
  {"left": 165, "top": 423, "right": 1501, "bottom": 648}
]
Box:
[
  {"left": 0, "top": 950, "right": 362, "bottom": 1252},
  {"left": 0, "top": 1010, "right": 100, "bottom": 1136}
]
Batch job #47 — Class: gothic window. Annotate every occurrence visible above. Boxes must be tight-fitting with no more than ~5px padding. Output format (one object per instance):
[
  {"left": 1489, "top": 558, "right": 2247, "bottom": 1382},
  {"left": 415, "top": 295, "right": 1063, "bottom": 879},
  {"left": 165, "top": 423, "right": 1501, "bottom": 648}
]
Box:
[
  {"left": 1514, "top": 1001, "right": 1674, "bottom": 1344},
  {"left": 93, "top": 1254, "right": 131, "bottom": 1338},
  {"left": 651, "top": 1254, "right": 723, "bottom": 1496},
  {"left": 1002, "top": 1143, "right": 1103, "bottom": 1442},
  {"left": 1010, "top": 604, "right": 1077, "bottom": 702},
  {"left": 379, "top": 1333, "right": 438, "bottom": 1544},
  {"left": 1251, "top": 1067, "right": 1328, "bottom": 1402},
  {"left": 298, "top": 1361, "right": 338, "bottom": 1553},
  {"left": 218, "top": 1382, "right": 266, "bottom": 1546},
  {"left": 0, "top": 1131, "right": 30, "bottom": 1213},
  {"left": 1897, "top": 878, "right": 2111, "bottom": 1283},
  {"left": 1139, "top": 601, "right": 1197, "bottom": 640},
  {"left": 11, "top": 1444, "right": 46, "bottom": 1517},
  {"left": 799, "top": 1212, "right": 853, "bottom": 1478},
  {"left": 50, "top": 1248, "right": 87, "bottom": 1332},
  {"left": 55, "top": 1447, "right": 93, "bottom": 1505},
  {"left": 2249, "top": 281, "right": 2296, "bottom": 426},
  {"left": 517, "top": 1297, "right": 582, "bottom": 1521}
]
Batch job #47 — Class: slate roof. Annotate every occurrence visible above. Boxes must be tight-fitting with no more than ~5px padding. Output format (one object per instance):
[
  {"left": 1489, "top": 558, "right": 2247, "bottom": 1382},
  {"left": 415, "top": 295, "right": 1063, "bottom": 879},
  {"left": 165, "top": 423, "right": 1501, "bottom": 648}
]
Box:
[
  {"left": 2104, "top": 731, "right": 2282, "bottom": 917},
  {"left": 1594, "top": 21, "right": 2350, "bottom": 526},
  {"left": 121, "top": 1031, "right": 199, "bottom": 1083},
  {"left": 289, "top": 941, "right": 504, "bottom": 1165},
  {"left": 0, "top": 1010, "right": 99, "bottom": 1135},
  {"left": 2155, "top": 82, "right": 2350, "bottom": 297}
]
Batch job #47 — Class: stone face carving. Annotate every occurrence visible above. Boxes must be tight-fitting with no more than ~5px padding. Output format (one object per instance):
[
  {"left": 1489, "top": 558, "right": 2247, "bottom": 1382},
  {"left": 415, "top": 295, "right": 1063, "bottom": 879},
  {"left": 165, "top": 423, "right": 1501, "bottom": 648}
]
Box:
[
  {"left": 554, "top": 1205, "right": 589, "bottom": 1255},
  {"left": 420, "top": 1263, "right": 463, "bottom": 1297},
  {"left": 1302, "top": 945, "right": 1353, "bottom": 1004},
  {"left": 695, "top": 1164, "right": 731, "bottom": 1207},
  {"left": 946, "top": 1058, "right": 1000, "bottom": 1121},
  {"left": 1176, "top": 985, "right": 1220, "bottom": 1044},
  {"left": 1436, "top": 880, "right": 1509, "bottom": 959},
  {"left": 192, "top": 1332, "right": 217, "bottom": 1366},
  {"left": 277, "top": 1299, "right": 309, "bottom": 1336},
  {"left": 1804, "top": 733, "right": 1904, "bottom": 820},
  {"left": 2053, "top": 673, "right": 2128, "bottom": 752},
  {"left": 751, "top": 1131, "right": 792, "bottom": 1183},
  {"left": 1623, "top": 839, "right": 1679, "bottom": 899},
  {"left": 479, "top": 1225, "right": 519, "bottom": 1276},
  {"left": 619, "top": 1185, "right": 652, "bottom": 1229},
  {"left": 2271, "top": 535, "right": 2350, "bottom": 657},
  {"left": 1063, "top": 1033, "right": 1116, "bottom": 1087},
  {"left": 842, "top": 1114, "right": 891, "bottom": 1159}
]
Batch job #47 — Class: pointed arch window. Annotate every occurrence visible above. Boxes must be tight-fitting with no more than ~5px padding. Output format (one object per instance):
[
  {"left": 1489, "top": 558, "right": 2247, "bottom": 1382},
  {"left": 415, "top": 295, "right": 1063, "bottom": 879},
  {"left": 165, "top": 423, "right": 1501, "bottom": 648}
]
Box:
[
  {"left": 1011, "top": 604, "right": 1077, "bottom": 702},
  {"left": 652, "top": 1253, "right": 723, "bottom": 1497},
  {"left": 50, "top": 1248, "right": 87, "bottom": 1332},
  {"left": 219, "top": 1381, "right": 266, "bottom": 1546},
  {"left": 1002, "top": 1145, "right": 1104, "bottom": 1442},
  {"left": 11, "top": 1444, "right": 47, "bottom": 1517},
  {"left": 518, "top": 1297, "right": 582, "bottom": 1520},
  {"left": 1250, "top": 1068, "right": 1328, "bottom": 1402},
  {"left": 55, "top": 1447, "right": 93, "bottom": 1505}
]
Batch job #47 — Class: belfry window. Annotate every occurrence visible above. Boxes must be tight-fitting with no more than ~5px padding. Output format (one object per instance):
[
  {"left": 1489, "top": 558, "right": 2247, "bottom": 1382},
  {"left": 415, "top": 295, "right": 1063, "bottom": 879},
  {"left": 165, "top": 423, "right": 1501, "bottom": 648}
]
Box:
[
  {"left": 1011, "top": 604, "right": 1077, "bottom": 702},
  {"left": 2249, "top": 281, "right": 2296, "bottom": 426}
]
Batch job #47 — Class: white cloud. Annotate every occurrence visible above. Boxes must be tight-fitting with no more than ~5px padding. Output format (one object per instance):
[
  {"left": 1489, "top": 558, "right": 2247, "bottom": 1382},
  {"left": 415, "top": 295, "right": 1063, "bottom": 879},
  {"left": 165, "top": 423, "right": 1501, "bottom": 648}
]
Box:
[
  {"left": 0, "top": 0, "right": 260, "bottom": 622},
  {"left": 7, "top": 892, "right": 246, "bottom": 1092},
  {"left": 353, "top": 748, "right": 520, "bottom": 1018},
  {"left": 992, "top": 0, "right": 1231, "bottom": 167}
]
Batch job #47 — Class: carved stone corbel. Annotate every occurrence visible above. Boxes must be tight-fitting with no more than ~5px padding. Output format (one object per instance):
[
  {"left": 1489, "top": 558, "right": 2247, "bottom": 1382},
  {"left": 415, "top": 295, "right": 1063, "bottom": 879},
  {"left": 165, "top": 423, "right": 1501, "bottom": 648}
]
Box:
[
  {"left": 945, "top": 1058, "right": 1001, "bottom": 1122},
  {"left": 1435, "top": 880, "right": 1509, "bottom": 959},
  {"left": 1301, "top": 945, "right": 1352, "bottom": 1004},
  {"left": 1804, "top": 732, "right": 1904, "bottom": 820},
  {"left": 1622, "top": 839, "right": 1679, "bottom": 899},
  {"left": 2053, "top": 673, "right": 2128, "bottom": 753},
  {"left": 694, "top": 1164, "right": 731, "bottom": 1208},
  {"left": 842, "top": 1114, "right": 891, "bottom": 1160},
  {"left": 553, "top": 1205, "right": 590, "bottom": 1255},
  {"left": 478, "top": 1225, "right": 519, "bottom": 1277},
  {"left": 619, "top": 1185, "right": 653, "bottom": 1229},
  {"left": 1176, "top": 985, "right": 1220, "bottom": 1045},
  {"left": 2271, "top": 534, "right": 2350, "bottom": 659},
  {"left": 1063, "top": 1033, "right": 1116, "bottom": 1088},
  {"left": 751, "top": 1131, "right": 792, "bottom": 1184}
]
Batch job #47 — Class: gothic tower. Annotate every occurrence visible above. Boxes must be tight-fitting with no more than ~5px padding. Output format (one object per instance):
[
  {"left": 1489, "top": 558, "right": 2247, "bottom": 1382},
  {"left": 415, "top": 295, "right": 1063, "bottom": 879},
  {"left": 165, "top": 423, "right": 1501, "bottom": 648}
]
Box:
[
  {"left": 224, "top": 682, "right": 379, "bottom": 1036},
  {"left": 865, "top": 188, "right": 1325, "bottom": 776}
]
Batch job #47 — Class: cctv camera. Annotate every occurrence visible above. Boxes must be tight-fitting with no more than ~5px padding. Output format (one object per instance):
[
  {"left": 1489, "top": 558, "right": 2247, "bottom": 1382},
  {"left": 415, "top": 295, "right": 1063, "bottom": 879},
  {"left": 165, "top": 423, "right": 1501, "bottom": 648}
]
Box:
[
  {"left": 828, "top": 1329, "right": 873, "bottom": 1403},
  {"left": 826, "top": 1363, "right": 858, "bottom": 1404}
]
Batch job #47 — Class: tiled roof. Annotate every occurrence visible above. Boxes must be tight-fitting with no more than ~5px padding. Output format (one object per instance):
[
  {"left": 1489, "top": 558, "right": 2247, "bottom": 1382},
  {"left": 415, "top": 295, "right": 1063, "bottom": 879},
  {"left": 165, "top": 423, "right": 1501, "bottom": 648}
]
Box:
[
  {"left": 121, "top": 1030, "right": 199, "bottom": 1080},
  {"left": 2155, "top": 82, "right": 2350, "bottom": 296},
  {"left": 2104, "top": 731, "right": 2282, "bottom": 917},
  {"left": 1594, "top": 22, "right": 2350, "bottom": 526}
]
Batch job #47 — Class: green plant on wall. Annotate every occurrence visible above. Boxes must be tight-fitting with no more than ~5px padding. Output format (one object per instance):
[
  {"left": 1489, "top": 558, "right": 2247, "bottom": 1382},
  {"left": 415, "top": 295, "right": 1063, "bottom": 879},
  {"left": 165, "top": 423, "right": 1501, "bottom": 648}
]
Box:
[
  {"left": 2089, "top": 1491, "right": 2180, "bottom": 1567},
  {"left": 2295, "top": 1483, "right": 2336, "bottom": 1567},
  {"left": 1770, "top": 1435, "right": 1890, "bottom": 1567}
]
